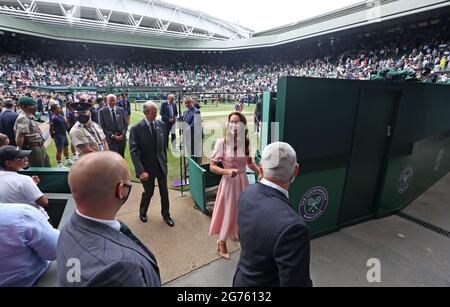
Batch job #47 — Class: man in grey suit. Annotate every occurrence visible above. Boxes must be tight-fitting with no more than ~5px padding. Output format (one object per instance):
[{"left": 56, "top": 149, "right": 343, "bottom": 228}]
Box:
[
  {"left": 98, "top": 94, "right": 128, "bottom": 157},
  {"left": 233, "top": 142, "right": 312, "bottom": 287},
  {"left": 130, "top": 101, "right": 174, "bottom": 227},
  {"left": 160, "top": 94, "right": 178, "bottom": 150},
  {"left": 57, "top": 151, "right": 161, "bottom": 287}
]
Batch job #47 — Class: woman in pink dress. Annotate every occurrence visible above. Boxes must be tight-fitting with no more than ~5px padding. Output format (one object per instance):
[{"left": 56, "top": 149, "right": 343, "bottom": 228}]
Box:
[{"left": 209, "top": 112, "right": 259, "bottom": 259}]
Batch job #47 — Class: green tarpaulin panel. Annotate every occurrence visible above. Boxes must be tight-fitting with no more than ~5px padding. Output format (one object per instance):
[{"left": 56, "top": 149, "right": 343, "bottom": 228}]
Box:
[
  {"left": 276, "top": 77, "right": 450, "bottom": 237},
  {"left": 19, "top": 167, "right": 70, "bottom": 194}
]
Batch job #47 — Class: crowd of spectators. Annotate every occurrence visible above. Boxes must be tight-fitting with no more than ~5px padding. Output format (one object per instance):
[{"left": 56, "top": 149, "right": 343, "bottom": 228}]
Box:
[{"left": 1, "top": 20, "right": 449, "bottom": 100}]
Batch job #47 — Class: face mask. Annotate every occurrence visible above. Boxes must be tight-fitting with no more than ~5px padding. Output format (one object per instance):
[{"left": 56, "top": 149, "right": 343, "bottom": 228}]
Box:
[
  {"left": 116, "top": 182, "right": 132, "bottom": 206},
  {"left": 77, "top": 115, "right": 90, "bottom": 124}
]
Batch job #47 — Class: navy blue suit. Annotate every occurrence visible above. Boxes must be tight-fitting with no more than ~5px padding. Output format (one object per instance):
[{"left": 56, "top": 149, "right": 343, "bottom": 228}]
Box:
[
  {"left": 0, "top": 109, "right": 18, "bottom": 146},
  {"left": 160, "top": 102, "right": 178, "bottom": 148},
  {"left": 233, "top": 183, "right": 312, "bottom": 287}
]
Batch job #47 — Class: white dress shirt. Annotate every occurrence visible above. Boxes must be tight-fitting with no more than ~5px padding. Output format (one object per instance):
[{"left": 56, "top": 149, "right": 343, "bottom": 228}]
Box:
[
  {"left": 168, "top": 103, "right": 174, "bottom": 118},
  {"left": 144, "top": 118, "right": 156, "bottom": 134},
  {"left": 109, "top": 106, "right": 116, "bottom": 118},
  {"left": 76, "top": 210, "right": 121, "bottom": 231},
  {"left": 260, "top": 178, "right": 289, "bottom": 199}
]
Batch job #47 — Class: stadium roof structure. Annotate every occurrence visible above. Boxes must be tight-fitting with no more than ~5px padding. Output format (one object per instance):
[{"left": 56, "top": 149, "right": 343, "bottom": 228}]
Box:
[
  {"left": 0, "top": 0, "right": 253, "bottom": 40},
  {"left": 0, "top": 0, "right": 449, "bottom": 51}
]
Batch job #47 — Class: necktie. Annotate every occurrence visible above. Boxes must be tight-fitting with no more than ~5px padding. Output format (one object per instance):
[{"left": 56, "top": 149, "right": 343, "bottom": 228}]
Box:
[
  {"left": 119, "top": 221, "right": 146, "bottom": 250},
  {"left": 119, "top": 221, "right": 160, "bottom": 278},
  {"left": 152, "top": 122, "right": 157, "bottom": 148},
  {"left": 169, "top": 104, "right": 173, "bottom": 118},
  {"left": 149, "top": 121, "right": 157, "bottom": 149},
  {"left": 149, "top": 121, "right": 155, "bottom": 135},
  {"left": 111, "top": 108, "right": 119, "bottom": 130}
]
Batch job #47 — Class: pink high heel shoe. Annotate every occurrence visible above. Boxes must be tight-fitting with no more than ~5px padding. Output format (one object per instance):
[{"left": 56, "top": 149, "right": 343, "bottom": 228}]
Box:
[{"left": 217, "top": 240, "right": 231, "bottom": 260}]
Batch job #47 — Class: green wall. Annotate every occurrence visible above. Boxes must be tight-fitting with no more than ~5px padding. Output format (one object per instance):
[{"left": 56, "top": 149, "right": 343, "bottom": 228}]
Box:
[
  {"left": 19, "top": 168, "right": 70, "bottom": 194},
  {"left": 377, "top": 84, "right": 450, "bottom": 216},
  {"left": 275, "top": 77, "right": 450, "bottom": 237}
]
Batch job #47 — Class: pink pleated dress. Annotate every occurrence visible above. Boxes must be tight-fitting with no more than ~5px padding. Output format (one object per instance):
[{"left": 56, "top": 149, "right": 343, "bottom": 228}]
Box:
[{"left": 208, "top": 138, "right": 249, "bottom": 241}]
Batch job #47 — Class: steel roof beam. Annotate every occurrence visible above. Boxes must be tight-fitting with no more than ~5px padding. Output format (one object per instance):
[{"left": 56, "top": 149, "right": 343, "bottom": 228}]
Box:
[{"left": 14, "top": 0, "right": 251, "bottom": 39}]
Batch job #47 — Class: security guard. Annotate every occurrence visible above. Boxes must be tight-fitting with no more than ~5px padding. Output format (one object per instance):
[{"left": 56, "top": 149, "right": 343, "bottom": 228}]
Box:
[
  {"left": 14, "top": 96, "right": 50, "bottom": 167},
  {"left": 69, "top": 100, "right": 109, "bottom": 158}
]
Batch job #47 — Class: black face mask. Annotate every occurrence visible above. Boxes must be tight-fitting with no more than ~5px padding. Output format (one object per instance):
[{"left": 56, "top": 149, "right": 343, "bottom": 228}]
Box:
[
  {"left": 116, "top": 182, "right": 132, "bottom": 206},
  {"left": 77, "top": 115, "right": 90, "bottom": 124}
]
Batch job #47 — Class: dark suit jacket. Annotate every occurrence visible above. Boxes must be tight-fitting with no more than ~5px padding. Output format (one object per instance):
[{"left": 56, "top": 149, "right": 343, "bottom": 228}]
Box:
[
  {"left": 57, "top": 213, "right": 161, "bottom": 287},
  {"left": 90, "top": 107, "right": 99, "bottom": 124},
  {"left": 233, "top": 183, "right": 312, "bottom": 287},
  {"left": 98, "top": 106, "right": 128, "bottom": 143},
  {"left": 130, "top": 119, "right": 167, "bottom": 177},
  {"left": 0, "top": 109, "right": 18, "bottom": 146},
  {"left": 160, "top": 102, "right": 178, "bottom": 125}
]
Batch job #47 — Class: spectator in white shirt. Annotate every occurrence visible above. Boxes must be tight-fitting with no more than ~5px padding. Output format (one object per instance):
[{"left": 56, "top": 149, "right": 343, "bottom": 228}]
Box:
[{"left": 0, "top": 145, "right": 49, "bottom": 220}]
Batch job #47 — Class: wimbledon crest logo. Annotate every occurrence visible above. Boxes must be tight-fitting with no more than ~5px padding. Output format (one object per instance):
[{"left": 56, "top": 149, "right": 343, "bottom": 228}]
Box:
[
  {"left": 397, "top": 165, "right": 414, "bottom": 194},
  {"left": 299, "top": 187, "right": 328, "bottom": 222}
]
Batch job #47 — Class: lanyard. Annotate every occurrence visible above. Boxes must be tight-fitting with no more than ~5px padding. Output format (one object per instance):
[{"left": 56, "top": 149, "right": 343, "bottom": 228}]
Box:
[{"left": 83, "top": 124, "right": 102, "bottom": 145}]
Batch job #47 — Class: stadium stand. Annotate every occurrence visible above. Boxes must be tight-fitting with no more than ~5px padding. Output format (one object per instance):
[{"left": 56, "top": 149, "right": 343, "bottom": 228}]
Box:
[{"left": 1, "top": 16, "right": 449, "bottom": 101}]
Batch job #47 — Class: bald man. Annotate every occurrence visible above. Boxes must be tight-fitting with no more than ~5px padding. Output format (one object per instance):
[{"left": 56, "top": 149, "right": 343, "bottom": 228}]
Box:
[{"left": 57, "top": 152, "right": 161, "bottom": 287}]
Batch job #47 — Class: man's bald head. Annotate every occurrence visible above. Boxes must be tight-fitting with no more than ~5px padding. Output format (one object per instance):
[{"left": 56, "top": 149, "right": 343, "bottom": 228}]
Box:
[{"left": 69, "top": 152, "right": 130, "bottom": 210}]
